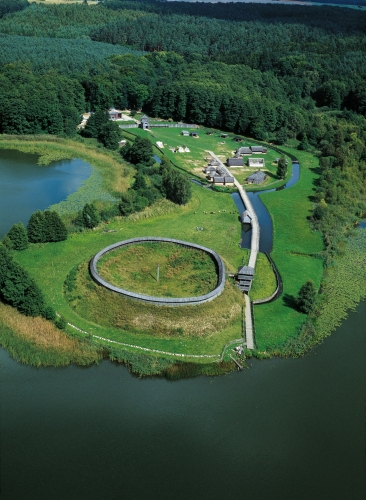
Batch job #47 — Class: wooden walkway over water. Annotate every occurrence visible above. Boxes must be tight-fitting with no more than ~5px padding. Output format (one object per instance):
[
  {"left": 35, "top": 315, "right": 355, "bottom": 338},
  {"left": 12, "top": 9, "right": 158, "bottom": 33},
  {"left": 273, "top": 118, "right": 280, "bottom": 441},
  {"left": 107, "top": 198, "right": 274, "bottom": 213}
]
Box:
[{"left": 207, "top": 151, "right": 258, "bottom": 350}]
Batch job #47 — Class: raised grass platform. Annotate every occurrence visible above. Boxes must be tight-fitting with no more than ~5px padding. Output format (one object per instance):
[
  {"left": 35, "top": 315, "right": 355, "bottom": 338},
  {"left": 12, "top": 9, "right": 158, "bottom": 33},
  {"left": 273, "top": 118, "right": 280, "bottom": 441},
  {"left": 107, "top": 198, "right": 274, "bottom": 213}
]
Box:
[{"left": 90, "top": 237, "right": 226, "bottom": 306}]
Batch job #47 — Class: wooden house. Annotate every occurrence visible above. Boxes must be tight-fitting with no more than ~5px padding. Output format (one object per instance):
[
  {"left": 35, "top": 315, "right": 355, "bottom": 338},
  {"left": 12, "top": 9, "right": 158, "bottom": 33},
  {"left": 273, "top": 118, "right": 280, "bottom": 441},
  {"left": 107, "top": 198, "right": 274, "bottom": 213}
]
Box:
[
  {"left": 247, "top": 171, "right": 266, "bottom": 185},
  {"left": 221, "top": 133, "right": 229, "bottom": 138},
  {"left": 250, "top": 145, "right": 266, "bottom": 154},
  {"left": 224, "top": 176, "right": 235, "bottom": 185},
  {"left": 109, "top": 108, "right": 123, "bottom": 120},
  {"left": 227, "top": 157, "right": 244, "bottom": 167},
  {"left": 248, "top": 158, "right": 265, "bottom": 168},
  {"left": 182, "top": 130, "right": 189, "bottom": 136},
  {"left": 233, "top": 136, "right": 243, "bottom": 142},
  {"left": 236, "top": 146, "right": 252, "bottom": 156},
  {"left": 213, "top": 176, "right": 225, "bottom": 184},
  {"left": 190, "top": 132, "right": 199, "bottom": 138}
]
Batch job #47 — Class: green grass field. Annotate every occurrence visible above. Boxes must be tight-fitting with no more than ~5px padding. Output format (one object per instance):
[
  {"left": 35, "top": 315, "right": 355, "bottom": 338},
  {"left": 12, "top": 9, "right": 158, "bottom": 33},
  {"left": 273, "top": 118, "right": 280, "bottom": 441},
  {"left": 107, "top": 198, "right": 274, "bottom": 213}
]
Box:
[
  {"left": 4, "top": 133, "right": 325, "bottom": 363},
  {"left": 97, "top": 241, "right": 218, "bottom": 297},
  {"left": 253, "top": 148, "right": 324, "bottom": 350},
  {"left": 124, "top": 127, "right": 292, "bottom": 189}
]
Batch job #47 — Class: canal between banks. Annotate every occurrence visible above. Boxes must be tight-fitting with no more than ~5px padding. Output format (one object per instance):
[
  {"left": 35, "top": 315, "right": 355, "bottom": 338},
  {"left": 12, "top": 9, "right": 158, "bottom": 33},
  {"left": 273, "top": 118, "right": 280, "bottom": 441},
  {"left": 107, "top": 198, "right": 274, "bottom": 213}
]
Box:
[
  {"left": 232, "top": 163, "right": 300, "bottom": 252},
  {"left": 0, "top": 151, "right": 364, "bottom": 499}
]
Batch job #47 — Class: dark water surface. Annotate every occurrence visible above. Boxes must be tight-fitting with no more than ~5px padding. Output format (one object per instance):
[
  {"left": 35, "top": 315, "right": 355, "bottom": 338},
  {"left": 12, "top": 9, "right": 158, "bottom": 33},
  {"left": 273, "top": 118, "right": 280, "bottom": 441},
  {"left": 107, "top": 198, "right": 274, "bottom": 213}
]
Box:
[
  {"left": 1, "top": 302, "right": 364, "bottom": 500},
  {"left": 232, "top": 163, "right": 300, "bottom": 252},
  {"left": 0, "top": 149, "right": 91, "bottom": 237}
]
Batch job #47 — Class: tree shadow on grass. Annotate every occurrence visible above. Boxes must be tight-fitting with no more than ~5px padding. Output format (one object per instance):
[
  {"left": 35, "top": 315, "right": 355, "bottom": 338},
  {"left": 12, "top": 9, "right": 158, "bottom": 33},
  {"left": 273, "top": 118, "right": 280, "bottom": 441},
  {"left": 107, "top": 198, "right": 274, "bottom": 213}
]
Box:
[{"left": 282, "top": 293, "right": 298, "bottom": 310}]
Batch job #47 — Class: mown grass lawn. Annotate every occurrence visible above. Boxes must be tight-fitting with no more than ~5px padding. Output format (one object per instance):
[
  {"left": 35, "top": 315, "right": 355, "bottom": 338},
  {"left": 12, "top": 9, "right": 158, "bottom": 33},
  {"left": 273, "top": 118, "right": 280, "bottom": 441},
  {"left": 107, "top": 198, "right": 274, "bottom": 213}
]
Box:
[
  {"left": 8, "top": 135, "right": 324, "bottom": 360},
  {"left": 14, "top": 183, "right": 248, "bottom": 360},
  {"left": 124, "top": 127, "right": 291, "bottom": 188},
  {"left": 254, "top": 148, "right": 324, "bottom": 350}
]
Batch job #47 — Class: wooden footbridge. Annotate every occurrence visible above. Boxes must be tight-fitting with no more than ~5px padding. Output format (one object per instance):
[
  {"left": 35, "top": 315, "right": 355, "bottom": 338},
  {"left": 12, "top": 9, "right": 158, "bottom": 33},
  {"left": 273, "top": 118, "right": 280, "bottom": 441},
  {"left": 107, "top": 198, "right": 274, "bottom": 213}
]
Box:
[{"left": 206, "top": 151, "right": 259, "bottom": 350}]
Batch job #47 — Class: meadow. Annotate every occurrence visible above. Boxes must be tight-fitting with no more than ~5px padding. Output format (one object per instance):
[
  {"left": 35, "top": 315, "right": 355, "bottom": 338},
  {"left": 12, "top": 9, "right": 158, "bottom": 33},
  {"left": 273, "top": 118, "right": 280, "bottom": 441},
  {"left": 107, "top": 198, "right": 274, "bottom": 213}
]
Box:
[
  {"left": 2, "top": 133, "right": 325, "bottom": 366},
  {"left": 253, "top": 148, "right": 324, "bottom": 350},
  {"left": 96, "top": 241, "right": 218, "bottom": 297},
  {"left": 124, "top": 127, "right": 292, "bottom": 189}
]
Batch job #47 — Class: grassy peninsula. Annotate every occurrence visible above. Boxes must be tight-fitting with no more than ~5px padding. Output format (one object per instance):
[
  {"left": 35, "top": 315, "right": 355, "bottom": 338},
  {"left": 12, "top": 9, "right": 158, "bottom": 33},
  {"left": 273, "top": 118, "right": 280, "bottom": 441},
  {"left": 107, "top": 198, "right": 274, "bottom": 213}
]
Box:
[{"left": 0, "top": 0, "right": 365, "bottom": 376}]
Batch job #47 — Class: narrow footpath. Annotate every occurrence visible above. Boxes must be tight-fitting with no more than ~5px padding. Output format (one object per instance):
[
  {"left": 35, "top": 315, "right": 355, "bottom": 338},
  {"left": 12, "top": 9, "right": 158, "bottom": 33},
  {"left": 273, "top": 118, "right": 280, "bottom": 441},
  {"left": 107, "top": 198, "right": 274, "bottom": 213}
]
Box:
[{"left": 206, "top": 150, "right": 258, "bottom": 350}]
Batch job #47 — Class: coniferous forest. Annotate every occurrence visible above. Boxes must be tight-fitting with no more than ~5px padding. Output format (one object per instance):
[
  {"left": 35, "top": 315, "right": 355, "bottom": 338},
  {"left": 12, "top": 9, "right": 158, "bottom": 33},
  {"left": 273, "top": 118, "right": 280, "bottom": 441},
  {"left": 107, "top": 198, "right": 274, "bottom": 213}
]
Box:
[{"left": 0, "top": 0, "right": 365, "bottom": 262}]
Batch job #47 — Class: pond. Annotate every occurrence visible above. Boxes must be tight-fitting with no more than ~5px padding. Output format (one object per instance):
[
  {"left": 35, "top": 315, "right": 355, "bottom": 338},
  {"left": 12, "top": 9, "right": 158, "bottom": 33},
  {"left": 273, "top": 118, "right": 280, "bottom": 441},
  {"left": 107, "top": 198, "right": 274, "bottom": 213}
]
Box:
[{"left": 0, "top": 148, "right": 91, "bottom": 237}]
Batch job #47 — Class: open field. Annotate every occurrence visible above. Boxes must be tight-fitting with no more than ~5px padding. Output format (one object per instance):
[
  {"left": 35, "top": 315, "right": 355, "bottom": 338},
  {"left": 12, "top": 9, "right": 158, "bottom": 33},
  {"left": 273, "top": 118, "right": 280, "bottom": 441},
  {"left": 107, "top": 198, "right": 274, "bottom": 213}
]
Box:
[
  {"left": 254, "top": 148, "right": 324, "bottom": 350},
  {"left": 97, "top": 241, "right": 218, "bottom": 297},
  {"left": 13, "top": 178, "right": 247, "bottom": 359},
  {"left": 124, "top": 127, "right": 292, "bottom": 189},
  {"left": 3, "top": 134, "right": 325, "bottom": 363}
]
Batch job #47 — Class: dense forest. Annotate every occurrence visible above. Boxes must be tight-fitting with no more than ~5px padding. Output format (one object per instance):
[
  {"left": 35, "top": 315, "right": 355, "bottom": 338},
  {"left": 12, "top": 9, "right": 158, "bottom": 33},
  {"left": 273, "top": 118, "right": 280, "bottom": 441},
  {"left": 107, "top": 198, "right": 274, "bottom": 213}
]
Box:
[{"left": 0, "top": 0, "right": 365, "bottom": 261}]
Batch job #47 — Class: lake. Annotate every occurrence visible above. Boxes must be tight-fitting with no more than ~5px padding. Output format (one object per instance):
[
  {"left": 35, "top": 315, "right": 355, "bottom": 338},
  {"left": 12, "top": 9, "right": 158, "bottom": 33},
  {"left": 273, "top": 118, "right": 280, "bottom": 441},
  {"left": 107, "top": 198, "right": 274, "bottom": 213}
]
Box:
[
  {"left": 0, "top": 148, "right": 364, "bottom": 499},
  {"left": 0, "top": 148, "right": 91, "bottom": 238},
  {"left": 0, "top": 302, "right": 364, "bottom": 499}
]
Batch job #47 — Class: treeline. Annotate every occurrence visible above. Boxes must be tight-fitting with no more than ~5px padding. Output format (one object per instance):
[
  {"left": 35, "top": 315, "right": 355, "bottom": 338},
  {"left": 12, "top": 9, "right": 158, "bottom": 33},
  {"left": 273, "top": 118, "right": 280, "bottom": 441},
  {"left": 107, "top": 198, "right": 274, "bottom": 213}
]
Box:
[
  {"left": 0, "top": 1, "right": 364, "bottom": 259},
  {"left": 3, "top": 210, "right": 67, "bottom": 251},
  {"left": 0, "top": 0, "right": 28, "bottom": 19}
]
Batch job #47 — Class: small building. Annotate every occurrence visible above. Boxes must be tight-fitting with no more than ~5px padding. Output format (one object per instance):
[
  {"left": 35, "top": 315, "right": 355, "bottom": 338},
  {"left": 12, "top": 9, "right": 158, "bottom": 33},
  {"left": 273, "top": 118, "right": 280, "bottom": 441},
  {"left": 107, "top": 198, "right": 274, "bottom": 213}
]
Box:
[
  {"left": 213, "top": 176, "right": 225, "bottom": 184},
  {"left": 248, "top": 158, "right": 265, "bottom": 168},
  {"left": 227, "top": 157, "right": 244, "bottom": 167},
  {"left": 118, "top": 140, "right": 127, "bottom": 147},
  {"left": 182, "top": 130, "right": 189, "bottom": 136},
  {"left": 250, "top": 145, "right": 265, "bottom": 154},
  {"left": 156, "top": 141, "right": 164, "bottom": 148},
  {"left": 233, "top": 136, "right": 243, "bottom": 142},
  {"left": 224, "top": 176, "right": 235, "bottom": 185},
  {"left": 190, "top": 132, "right": 199, "bottom": 138},
  {"left": 241, "top": 210, "right": 253, "bottom": 224},
  {"left": 208, "top": 159, "right": 220, "bottom": 167},
  {"left": 237, "top": 265, "right": 255, "bottom": 292},
  {"left": 236, "top": 146, "right": 252, "bottom": 156},
  {"left": 221, "top": 133, "right": 229, "bottom": 138},
  {"left": 109, "top": 108, "right": 123, "bottom": 120},
  {"left": 247, "top": 171, "right": 266, "bottom": 185},
  {"left": 140, "top": 115, "right": 150, "bottom": 130}
]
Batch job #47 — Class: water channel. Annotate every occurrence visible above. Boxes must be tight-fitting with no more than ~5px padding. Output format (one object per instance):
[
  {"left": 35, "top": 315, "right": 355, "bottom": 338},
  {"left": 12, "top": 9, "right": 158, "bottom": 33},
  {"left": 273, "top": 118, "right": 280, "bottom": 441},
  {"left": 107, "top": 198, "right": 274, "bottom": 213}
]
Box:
[
  {"left": 231, "top": 163, "right": 300, "bottom": 252},
  {"left": 0, "top": 151, "right": 364, "bottom": 499}
]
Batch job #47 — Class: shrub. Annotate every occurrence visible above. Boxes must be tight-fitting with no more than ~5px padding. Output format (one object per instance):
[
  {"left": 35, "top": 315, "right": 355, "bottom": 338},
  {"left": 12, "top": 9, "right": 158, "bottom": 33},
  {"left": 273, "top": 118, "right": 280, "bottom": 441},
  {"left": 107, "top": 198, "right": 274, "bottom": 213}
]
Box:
[
  {"left": 296, "top": 280, "right": 317, "bottom": 314},
  {"left": 5, "top": 222, "right": 28, "bottom": 250}
]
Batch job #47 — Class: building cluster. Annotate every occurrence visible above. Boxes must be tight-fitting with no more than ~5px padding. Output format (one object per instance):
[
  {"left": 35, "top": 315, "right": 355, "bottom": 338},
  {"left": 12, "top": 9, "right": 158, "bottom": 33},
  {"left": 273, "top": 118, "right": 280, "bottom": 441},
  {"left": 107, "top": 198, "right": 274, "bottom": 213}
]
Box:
[
  {"left": 227, "top": 145, "right": 267, "bottom": 168},
  {"left": 204, "top": 159, "right": 235, "bottom": 185}
]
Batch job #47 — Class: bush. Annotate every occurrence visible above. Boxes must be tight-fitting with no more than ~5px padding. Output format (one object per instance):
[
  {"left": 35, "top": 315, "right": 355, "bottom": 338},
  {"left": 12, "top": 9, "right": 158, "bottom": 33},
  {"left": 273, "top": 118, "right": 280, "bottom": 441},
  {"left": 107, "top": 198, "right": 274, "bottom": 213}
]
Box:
[
  {"left": 55, "top": 316, "right": 67, "bottom": 330},
  {"left": 296, "top": 280, "right": 317, "bottom": 314},
  {"left": 42, "top": 306, "right": 56, "bottom": 321},
  {"left": 5, "top": 222, "right": 28, "bottom": 250}
]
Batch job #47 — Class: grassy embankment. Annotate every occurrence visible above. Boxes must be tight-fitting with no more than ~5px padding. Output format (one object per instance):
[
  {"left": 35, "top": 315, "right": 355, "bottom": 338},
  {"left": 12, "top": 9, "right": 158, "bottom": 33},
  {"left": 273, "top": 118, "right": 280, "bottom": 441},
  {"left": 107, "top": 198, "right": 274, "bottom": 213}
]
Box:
[
  {"left": 126, "top": 127, "right": 293, "bottom": 190},
  {"left": 14, "top": 181, "right": 247, "bottom": 360},
  {"left": 0, "top": 132, "right": 325, "bottom": 368},
  {"left": 253, "top": 148, "right": 324, "bottom": 351},
  {"left": 0, "top": 302, "right": 102, "bottom": 366},
  {"left": 97, "top": 241, "right": 218, "bottom": 297}
]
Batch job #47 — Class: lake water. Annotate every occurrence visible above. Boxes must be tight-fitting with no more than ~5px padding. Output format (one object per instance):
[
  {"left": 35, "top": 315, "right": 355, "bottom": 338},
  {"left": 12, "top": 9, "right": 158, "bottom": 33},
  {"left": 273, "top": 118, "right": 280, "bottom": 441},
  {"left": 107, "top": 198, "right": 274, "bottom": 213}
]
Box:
[
  {"left": 0, "top": 149, "right": 91, "bottom": 237},
  {"left": 0, "top": 302, "right": 364, "bottom": 499},
  {"left": 0, "top": 150, "right": 364, "bottom": 499}
]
